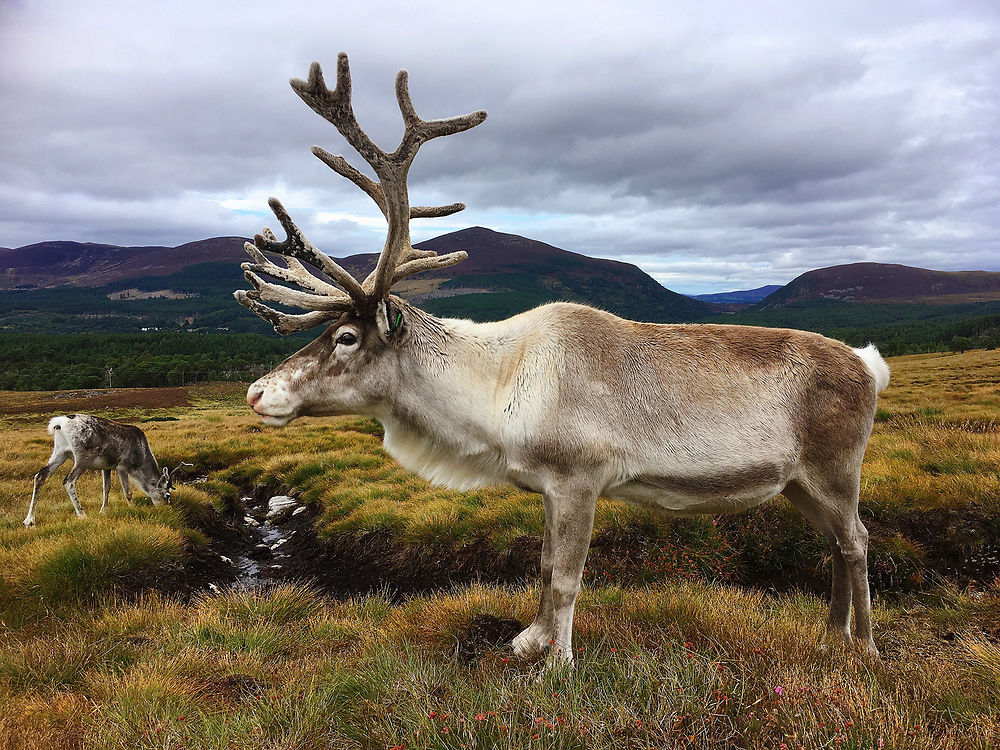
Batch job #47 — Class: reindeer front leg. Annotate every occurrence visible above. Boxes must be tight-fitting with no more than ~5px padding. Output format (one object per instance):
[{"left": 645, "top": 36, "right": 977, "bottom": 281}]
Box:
[
  {"left": 513, "top": 484, "right": 597, "bottom": 664},
  {"left": 512, "top": 493, "right": 556, "bottom": 659},
  {"left": 547, "top": 486, "right": 597, "bottom": 664},
  {"left": 118, "top": 469, "right": 132, "bottom": 505},
  {"left": 100, "top": 470, "right": 111, "bottom": 513}
]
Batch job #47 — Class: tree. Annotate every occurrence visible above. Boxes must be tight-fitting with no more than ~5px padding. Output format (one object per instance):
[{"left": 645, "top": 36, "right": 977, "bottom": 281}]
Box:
[{"left": 949, "top": 336, "right": 973, "bottom": 353}]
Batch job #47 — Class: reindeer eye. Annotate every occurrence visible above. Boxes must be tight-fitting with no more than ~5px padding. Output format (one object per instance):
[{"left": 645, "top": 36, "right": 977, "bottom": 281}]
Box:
[{"left": 336, "top": 331, "right": 358, "bottom": 346}]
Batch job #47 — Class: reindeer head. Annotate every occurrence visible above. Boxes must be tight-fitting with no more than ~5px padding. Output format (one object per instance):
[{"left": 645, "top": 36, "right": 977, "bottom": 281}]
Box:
[
  {"left": 236, "top": 54, "right": 486, "bottom": 425},
  {"left": 151, "top": 462, "right": 192, "bottom": 505}
]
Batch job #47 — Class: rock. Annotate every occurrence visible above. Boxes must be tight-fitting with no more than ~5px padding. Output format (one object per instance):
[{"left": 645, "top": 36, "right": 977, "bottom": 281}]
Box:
[
  {"left": 220, "top": 555, "right": 233, "bottom": 564},
  {"left": 244, "top": 516, "right": 260, "bottom": 527},
  {"left": 270, "top": 538, "right": 288, "bottom": 550},
  {"left": 208, "top": 583, "right": 220, "bottom": 593},
  {"left": 266, "top": 495, "right": 298, "bottom": 520},
  {"left": 292, "top": 506, "right": 306, "bottom": 516}
]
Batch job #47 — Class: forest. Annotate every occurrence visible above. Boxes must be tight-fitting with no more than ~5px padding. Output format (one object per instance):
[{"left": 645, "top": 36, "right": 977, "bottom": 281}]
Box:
[{"left": 1, "top": 259, "right": 998, "bottom": 390}]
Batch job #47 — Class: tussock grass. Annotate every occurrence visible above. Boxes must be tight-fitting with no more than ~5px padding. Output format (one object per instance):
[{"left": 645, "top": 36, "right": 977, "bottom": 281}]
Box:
[{"left": 2, "top": 581, "right": 1000, "bottom": 748}]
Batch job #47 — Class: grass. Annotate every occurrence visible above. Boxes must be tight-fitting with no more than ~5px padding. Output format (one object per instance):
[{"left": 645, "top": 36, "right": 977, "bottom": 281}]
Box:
[
  {"left": 3, "top": 582, "right": 1000, "bottom": 748},
  {"left": 0, "top": 349, "right": 997, "bottom": 747}
]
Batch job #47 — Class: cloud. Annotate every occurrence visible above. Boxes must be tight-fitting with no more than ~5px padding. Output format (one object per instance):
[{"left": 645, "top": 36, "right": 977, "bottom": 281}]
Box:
[{"left": 1, "top": 0, "right": 998, "bottom": 293}]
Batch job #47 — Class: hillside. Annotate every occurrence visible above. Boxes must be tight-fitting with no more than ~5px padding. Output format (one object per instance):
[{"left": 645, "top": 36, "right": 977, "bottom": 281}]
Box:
[
  {"left": 0, "top": 237, "right": 248, "bottom": 289},
  {"left": 0, "top": 228, "right": 709, "bottom": 330},
  {"left": 337, "top": 227, "right": 709, "bottom": 322},
  {"left": 758, "top": 262, "right": 1000, "bottom": 308}
]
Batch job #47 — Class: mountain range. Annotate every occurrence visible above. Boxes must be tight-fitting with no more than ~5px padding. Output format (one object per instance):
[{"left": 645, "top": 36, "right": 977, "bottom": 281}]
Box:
[{"left": 2, "top": 228, "right": 1000, "bottom": 343}]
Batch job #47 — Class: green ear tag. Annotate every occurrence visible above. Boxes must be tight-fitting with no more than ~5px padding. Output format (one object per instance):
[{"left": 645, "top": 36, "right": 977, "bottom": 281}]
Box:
[{"left": 395, "top": 312, "right": 403, "bottom": 330}]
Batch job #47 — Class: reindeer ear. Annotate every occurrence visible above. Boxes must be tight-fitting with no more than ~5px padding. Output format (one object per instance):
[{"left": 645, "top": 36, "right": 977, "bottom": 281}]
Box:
[{"left": 375, "top": 299, "right": 403, "bottom": 342}]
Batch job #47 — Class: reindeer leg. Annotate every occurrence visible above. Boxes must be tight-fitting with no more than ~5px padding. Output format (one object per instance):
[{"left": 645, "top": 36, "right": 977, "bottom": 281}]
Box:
[
  {"left": 786, "top": 474, "right": 876, "bottom": 657},
  {"left": 118, "top": 469, "right": 132, "bottom": 505},
  {"left": 545, "top": 484, "right": 597, "bottom": 666},
  {"left": 784, "top": 481, "right": 853, "bottom": 646},
  {"left": 834, "top": 510, "right": 877, "bottom": 657},
  {"left": 512, "top": 493, "right": 557, "bottom": 659},
  {"left": 63, "top": 462, "right": 89, "bottom": 519},
  {"left": 99, "top": 470, "right": 112, "bottom": 513},
  {"left": 24, "top": 451, "right": 68, "bottom": 527}
]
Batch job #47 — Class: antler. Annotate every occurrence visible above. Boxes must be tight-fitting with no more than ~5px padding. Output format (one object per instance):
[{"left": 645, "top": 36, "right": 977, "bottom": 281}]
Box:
[{"left": 234, "top": 53, "right": 487, "bottom": 335}]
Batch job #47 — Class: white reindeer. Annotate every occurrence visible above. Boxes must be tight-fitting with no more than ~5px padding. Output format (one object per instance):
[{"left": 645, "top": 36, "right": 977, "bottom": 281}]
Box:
[
  {"left": 23, "top": 414, "right": 180, "bottom": 527},
  {"left": 233, "top": 54, "right": 890, "bottom": 662}
]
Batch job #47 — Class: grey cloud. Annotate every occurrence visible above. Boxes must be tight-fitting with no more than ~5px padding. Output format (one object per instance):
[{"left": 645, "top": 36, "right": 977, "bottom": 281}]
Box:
[{"left": 2, "top": 0, "right": 998, "bottom": 294}]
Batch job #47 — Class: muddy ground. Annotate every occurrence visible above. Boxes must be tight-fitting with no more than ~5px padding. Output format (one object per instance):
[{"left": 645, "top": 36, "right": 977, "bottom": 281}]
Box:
[
  {"left": 165, "top": 487, "right": 1000, "bottom": 613},
  {"left": 2, "top": 387, "right": 191, "bottom": 418}
]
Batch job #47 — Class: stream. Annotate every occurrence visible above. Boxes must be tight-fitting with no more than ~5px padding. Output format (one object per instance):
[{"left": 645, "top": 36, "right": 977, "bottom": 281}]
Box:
[{"left": 220, "top": 495, "right": 304, "bottom": 588}]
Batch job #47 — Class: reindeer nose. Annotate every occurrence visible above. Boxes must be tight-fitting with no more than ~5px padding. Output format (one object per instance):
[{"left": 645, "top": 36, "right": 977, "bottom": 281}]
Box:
[{"left": 247, "top": 386, "right": 265, "bottom": 410}]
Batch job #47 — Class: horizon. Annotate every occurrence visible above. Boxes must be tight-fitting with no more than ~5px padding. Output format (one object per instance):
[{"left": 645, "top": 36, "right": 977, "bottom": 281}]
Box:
[
  {"left": 3, "top": 0, "right": 999, "bottom": 295},
  {"left": 6, "top": 225, "right": 1000, "bottom": 297}
]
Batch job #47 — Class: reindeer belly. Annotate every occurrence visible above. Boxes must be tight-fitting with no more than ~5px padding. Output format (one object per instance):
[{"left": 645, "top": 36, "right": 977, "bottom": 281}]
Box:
[
  {"left": 89, "top": 450, "right": 122, "bottom": 471},
  {"left": 607, "top": 464, "right": 787, "bottom": 515}
]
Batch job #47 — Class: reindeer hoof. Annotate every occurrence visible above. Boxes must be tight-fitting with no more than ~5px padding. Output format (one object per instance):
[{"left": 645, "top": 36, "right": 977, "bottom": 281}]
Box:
[
  {"left": 857, "top": 640, "right": 880, "bottom": 659},
  {"left": 512, "top": 625, "right": 550, "bottom": 660},
  {"left": 23, "top": 518, "right": 35, "bottom": 528},
  {"left": 544, "top": 646, "right": 575, "bottom": 670},
  {"left": 817, "top": 628, "right": 851, "bottom": 653}
]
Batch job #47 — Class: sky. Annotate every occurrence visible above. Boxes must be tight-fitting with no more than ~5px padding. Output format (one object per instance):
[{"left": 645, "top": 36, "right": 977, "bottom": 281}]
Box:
[{"left": 2, "top": 0, "right": 998, "bottom": 294}]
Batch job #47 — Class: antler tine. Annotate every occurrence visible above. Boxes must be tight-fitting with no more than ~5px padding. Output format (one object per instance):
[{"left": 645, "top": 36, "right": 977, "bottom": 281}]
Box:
[
  {"left": 392, "top": 70, "right": 488, "bottom": 165},
  {"left": 312, "top": 146, "right": 387, "bottom": 216},
  {"left": 254, "top": 198, "right": 369, "bottom": 308},
  {"left": 234, "top": 290, "right": 344, "bottom": 336},
  {"left": 243, "top": 268, "right": 353, "bottom": 312},
  {"left": 290, "top": 55, "right": 387, "bottom": 171},
  {"left": 242, "top": 242, "right": 346, "bottom": 298},
  {"left": 312, "top": 146, "right": 468, "bottom": 221},
  {"left": 411, "top": 202, "right": 466, "bottom": 219},
  {"left": 389, "top": 251, "right": 469, "bottom": 286}
]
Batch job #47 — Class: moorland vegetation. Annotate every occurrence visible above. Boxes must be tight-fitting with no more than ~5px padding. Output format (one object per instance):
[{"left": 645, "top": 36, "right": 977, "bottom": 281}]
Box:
[{"left": 0, "top": 349, "right": 998, "bottom": 747}]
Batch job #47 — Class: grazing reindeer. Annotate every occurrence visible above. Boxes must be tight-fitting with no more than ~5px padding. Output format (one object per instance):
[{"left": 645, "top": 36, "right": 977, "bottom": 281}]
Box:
[
  {"left": 234, "top": 54, "right": 890, "bottom": 662},
  {"left": 23, "top": 414, "right": 180, "bottom": 527}
]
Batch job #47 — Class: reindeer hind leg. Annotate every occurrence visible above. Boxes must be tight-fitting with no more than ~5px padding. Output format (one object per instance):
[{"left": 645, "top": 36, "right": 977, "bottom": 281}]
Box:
[
  {"left": 786, "top": 472, "right": 876, "bottom": 657},
  {"left": 783, "top": 479, "right": 853, "bottom": 646},
  {"left": 63, "top": 460, "right": 90, "bottom": 519}
]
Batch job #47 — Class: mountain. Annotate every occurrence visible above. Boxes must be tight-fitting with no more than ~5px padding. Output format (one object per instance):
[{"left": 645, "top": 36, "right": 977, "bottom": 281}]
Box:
[
  {"left": 758, "top": 262, "right": 1000, "bottom": 308},
  {"left": 691, "top": 285, "right": 783, "bottom": 304},
  {"left": 333, "top": 227, "right": 709, "bottom": 322},
  {"left": 0, "top": 227, "right": 709, "bottom": 332},
  {"left": 0, "top": 238, "right": 248, "bottom": 289}
]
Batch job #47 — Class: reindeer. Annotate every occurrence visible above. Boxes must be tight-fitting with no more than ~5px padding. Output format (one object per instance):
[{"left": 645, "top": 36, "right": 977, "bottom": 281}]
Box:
[
  {"left": 23, "top": 414, "right": 182, "bottom": 527},
  {"left": 233, "top": 54, "right": 890, "bottom": 662}
]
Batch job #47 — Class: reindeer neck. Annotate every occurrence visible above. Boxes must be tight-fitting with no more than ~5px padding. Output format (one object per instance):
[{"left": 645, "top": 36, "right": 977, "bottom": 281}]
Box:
[
  {"left": 132, "top": 446, "right": 162, "bottom": 494},
  {"left": 374, "top": 307, "right": 535, "bottom": 491},
  {"left": 379, "top": 307, "right": 526, "bottom": 442}
]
